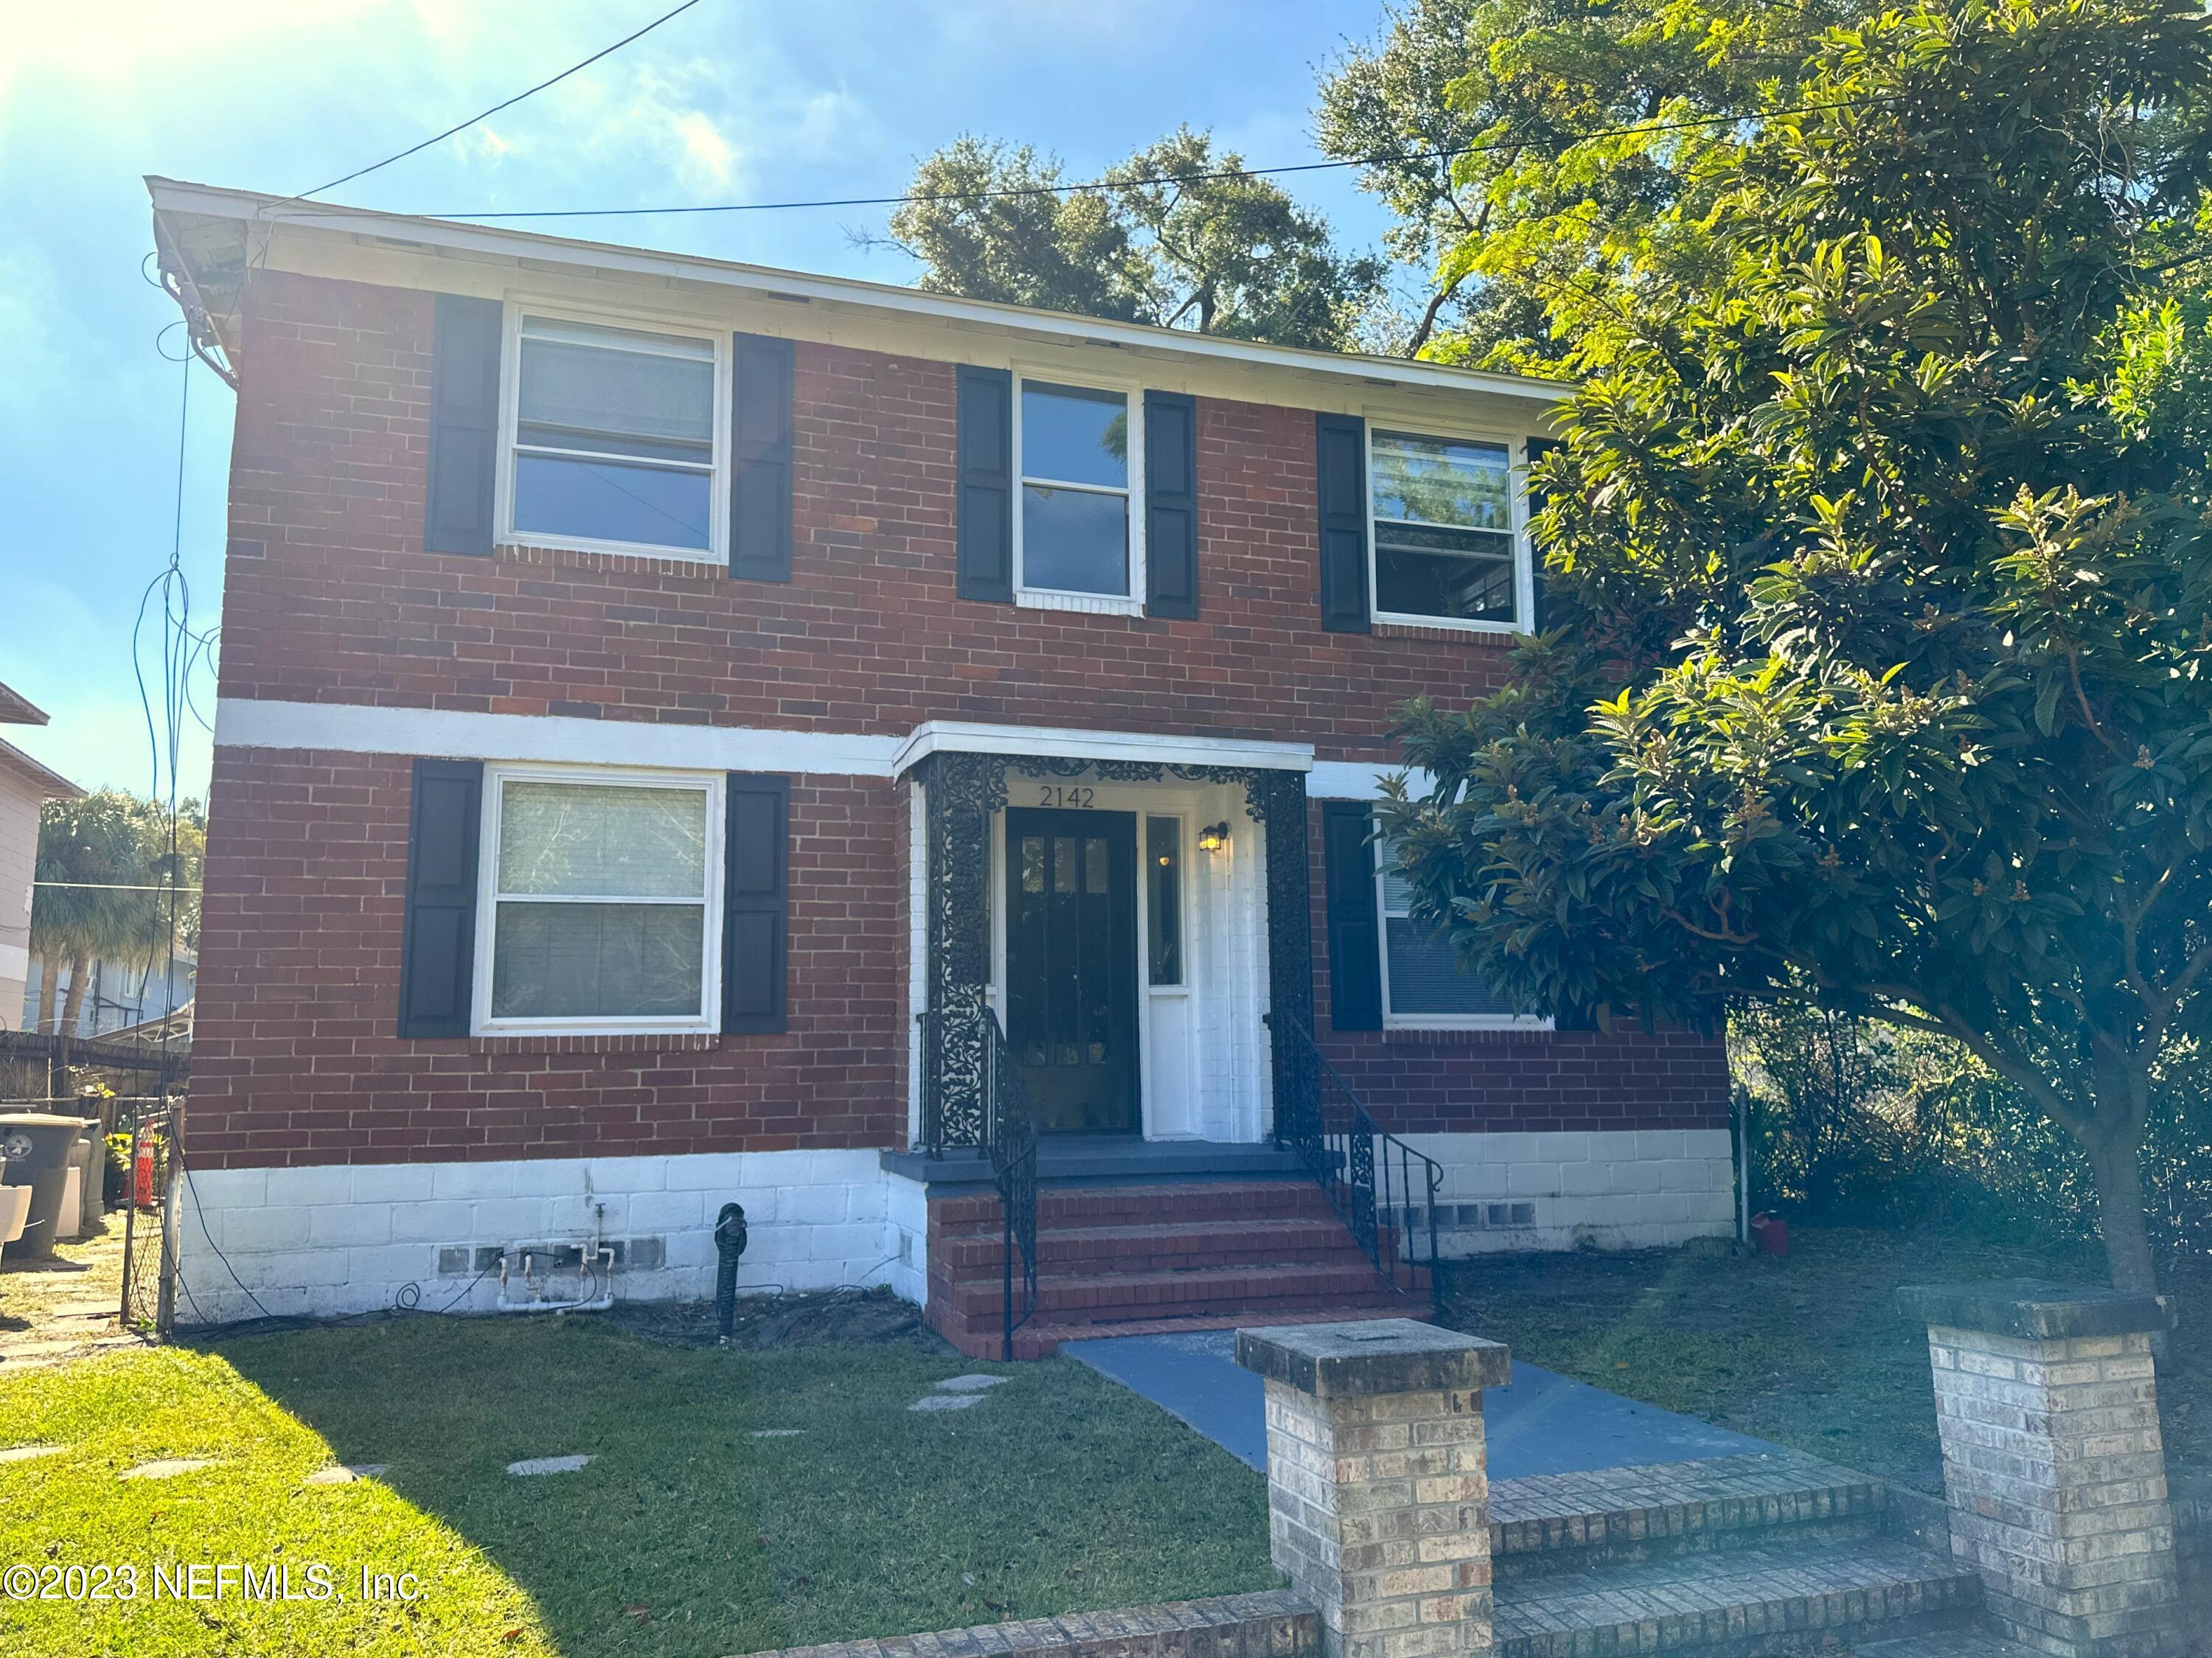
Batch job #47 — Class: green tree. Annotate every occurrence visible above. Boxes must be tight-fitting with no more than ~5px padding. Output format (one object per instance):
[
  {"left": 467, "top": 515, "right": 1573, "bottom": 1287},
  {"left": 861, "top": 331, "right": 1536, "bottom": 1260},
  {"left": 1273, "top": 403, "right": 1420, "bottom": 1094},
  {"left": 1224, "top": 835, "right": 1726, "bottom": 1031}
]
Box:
[
  {"left": 1315, "top": 0, "right": 1878, "bottom": 361},
  {"left": 885, "top": 128, "right": 1385, "bottom": 350},
  {"left": 1380, "top": 0, "right": 2212, "bottom": 1295},
  {"left": 30, "top": 791, "right": 203, "bottom": 1037}
]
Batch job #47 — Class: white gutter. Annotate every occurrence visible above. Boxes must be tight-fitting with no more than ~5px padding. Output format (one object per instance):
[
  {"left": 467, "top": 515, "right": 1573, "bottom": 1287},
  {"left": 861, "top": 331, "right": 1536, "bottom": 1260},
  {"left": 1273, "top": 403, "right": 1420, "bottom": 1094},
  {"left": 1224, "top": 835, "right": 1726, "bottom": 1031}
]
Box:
[{"left": 145, "top": 177, "right": 1571, "bottom": 406}]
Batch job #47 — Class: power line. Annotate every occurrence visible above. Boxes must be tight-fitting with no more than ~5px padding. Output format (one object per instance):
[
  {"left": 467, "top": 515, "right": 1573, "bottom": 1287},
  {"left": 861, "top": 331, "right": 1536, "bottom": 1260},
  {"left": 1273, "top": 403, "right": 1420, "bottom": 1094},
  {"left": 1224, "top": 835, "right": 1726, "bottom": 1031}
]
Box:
[
  {"left": 304, "top": 96, "right": 1893, "bottom": 224},
  {"left": 296, "top": 0, "right": 709, "bottom": 201},
  {"left": 35, "top": 882, "right": 204, "bottom": 893}
]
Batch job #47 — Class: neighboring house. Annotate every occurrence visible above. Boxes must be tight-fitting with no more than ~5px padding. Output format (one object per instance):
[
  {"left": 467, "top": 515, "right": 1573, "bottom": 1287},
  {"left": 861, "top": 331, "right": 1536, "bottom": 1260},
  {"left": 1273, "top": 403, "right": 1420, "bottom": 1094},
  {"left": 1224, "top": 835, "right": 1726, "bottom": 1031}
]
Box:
[
  {"left": 21, "top": 948, "right": 195, "bottom": 1039},
  {"left": 150, "top": 178, "right": 1735, "bottom": 1348},
  {"left": 0, "top": 681, "right": 84, "bottom": 1032}
]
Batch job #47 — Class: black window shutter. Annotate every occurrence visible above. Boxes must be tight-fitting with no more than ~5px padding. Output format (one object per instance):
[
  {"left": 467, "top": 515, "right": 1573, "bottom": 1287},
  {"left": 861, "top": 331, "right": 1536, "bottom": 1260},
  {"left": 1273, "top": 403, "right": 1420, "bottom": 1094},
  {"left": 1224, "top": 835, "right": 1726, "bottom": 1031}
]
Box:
[
  {"left": 1321, "top": 801, "right": 1383, "bottom": 1031},
  {"left": 1315, "top": 413, "right": 1371, "bottom": 633},
  {"left": 723, "top": 773, "right": 790, "bottom": 1034},
  {"left": 398, "top": 759, "right": 484, "bottom": 1037},
  {"left": 955, "top": 365, "right": 1014, "bottom": 602},
  {"left": 1143, "top": 390, "right": 1199, "bottom": 619},
  {"left": 731, "top": 332, "right": 795, "bottom": 582},
  {"left": 1525, "top": 435, "right": 1560, "bottom": 632},
  {"left": 423, "top": 295, "right": 503, "bottom": 557}
]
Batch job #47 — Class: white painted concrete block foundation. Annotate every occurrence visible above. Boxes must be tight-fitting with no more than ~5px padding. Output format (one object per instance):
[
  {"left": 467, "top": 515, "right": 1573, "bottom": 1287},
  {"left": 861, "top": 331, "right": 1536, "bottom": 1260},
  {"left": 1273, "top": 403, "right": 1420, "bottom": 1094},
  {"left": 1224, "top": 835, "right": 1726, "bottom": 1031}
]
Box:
[
  {"left": 1400, "top": 1129, "right": 1736, "bottom": 1254},
  {"left": 173, "top": 1128, "right": 1733, "bottom": 1326},
  {"left": 173, "top": 1149, "right": 908, "bottom": 1327}
]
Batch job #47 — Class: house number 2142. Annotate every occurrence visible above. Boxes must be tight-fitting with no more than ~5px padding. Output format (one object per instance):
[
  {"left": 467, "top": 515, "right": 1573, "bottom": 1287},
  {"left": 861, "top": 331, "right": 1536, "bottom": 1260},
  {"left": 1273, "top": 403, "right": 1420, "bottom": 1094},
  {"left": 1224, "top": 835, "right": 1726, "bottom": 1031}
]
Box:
[{"left": 1037, "top": 785, "right": 1096, "bottom": 808}]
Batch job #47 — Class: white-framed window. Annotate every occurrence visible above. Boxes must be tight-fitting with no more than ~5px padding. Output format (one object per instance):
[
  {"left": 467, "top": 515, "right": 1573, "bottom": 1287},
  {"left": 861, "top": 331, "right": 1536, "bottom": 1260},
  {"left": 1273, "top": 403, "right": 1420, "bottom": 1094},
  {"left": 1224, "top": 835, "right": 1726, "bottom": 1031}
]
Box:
[
  {"left": 1367, "top": 428, "right": 1531, "bottom": 633},
  {"left": 504, "top": 310, "right": 728, "bottom": 560},
  {"left": 1014, "top": 374, "right": 1144, "bottom": 605},
  {"left": 473, "top": 764, "right": 724, "bottom": 1035},
  {"left": 1375, "top": 829, "right": 1550, "bottom": 1031}
]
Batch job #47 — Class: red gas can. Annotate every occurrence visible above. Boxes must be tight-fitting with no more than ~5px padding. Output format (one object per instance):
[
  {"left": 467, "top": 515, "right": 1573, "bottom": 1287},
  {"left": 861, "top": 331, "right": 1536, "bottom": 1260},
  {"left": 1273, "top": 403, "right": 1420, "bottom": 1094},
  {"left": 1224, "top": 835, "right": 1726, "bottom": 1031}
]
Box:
[{"left": 1749, "top": 1211, "right": 1790, "bottom": 1256}]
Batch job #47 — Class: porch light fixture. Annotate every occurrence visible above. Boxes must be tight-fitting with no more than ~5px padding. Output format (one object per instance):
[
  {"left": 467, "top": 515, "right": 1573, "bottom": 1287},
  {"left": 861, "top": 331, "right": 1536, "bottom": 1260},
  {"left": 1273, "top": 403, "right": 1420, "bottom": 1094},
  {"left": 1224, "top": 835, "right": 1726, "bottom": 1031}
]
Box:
[{"left": 1196, "top": 822, "right": 1231, "bottom": 854}]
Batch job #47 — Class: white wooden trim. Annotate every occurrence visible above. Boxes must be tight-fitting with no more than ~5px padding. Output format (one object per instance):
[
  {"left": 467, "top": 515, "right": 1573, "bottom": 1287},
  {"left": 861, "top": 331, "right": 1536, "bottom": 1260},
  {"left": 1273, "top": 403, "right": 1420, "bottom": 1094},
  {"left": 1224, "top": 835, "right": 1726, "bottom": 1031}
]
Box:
[
  {"left": 215, "top": 700, "right": 1334, "bottom": 786},
  {"left": 894, "top": 720, "right": 1311, "bottom": 777},
  {"left": 498, "top": 302, "right": 731, "bottom": 564},
  {"left": 213, "top": 699, "right": 902, "bottom": 776},
  {"left": 1012, "top": 369, "right": 1145, "bottom": 605},
  {"left": 1306, "top": 761, "right": 1434, "bottom": 801},
  {"left": 1371, "top": 812, "right": 1554, "bottom": 1034},
  {"left": 471, "top": 762, "right": 724, "bottom": 1037},
  {"left": 1362, "top": 423, "right": 1534, "bottom": 637}
]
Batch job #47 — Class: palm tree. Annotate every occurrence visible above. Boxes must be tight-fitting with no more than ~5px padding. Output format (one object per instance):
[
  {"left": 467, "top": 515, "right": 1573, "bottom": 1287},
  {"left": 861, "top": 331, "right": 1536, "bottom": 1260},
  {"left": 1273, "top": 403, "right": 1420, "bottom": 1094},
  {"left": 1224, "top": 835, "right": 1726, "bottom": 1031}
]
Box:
[{"left": 29, "top": 792, "right": 202, "bottom": 1037}]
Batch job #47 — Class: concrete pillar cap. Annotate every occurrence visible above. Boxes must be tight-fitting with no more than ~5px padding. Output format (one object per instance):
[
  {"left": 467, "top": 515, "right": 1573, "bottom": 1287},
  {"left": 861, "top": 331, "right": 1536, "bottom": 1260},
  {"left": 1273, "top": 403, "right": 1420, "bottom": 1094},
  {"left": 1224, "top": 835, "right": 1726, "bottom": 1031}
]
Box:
[
  {"left": 1897, "top": 1279, "right": 2174, "bottom": 1340},
  {"left": 1235, "top": 1318, "right": 1509, "bottom": 1398}
]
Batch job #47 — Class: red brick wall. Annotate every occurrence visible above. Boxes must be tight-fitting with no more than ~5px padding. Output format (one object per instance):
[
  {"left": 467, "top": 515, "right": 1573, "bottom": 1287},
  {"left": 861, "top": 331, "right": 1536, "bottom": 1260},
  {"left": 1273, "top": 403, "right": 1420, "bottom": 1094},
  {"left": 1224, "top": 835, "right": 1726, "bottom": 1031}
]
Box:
[
  {"left": 188, "top": 747, "right": 905, "bottom": 1168},
  {"left": 216, "top": 270, "right": 1516, "bottom": 753},
  {"left": 195, "top": 268, "right": 1727, "bottom": 1166},
  {"left": 1303, "top": 803, "right": 1730, "bottom": 1135}
]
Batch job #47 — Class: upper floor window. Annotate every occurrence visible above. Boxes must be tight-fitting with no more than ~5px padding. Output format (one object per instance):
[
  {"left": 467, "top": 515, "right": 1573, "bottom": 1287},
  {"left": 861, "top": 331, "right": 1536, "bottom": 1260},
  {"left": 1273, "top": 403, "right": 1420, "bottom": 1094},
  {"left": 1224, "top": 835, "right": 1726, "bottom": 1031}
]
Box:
[
  {"left": 1368, "top": 431, "right": 1522, "bottom": 630},
  {"left": 1375, "top": 832, "right": 1546, "bottom": 1030},
  {"left": 510, "top": 316, "right": 721, "bottom": 558},
  {"left": 1017, "top": 378, "right": 1141, "bottom": 599},
  {"left": 476, "top": 767, "right": 723, "bottom": 1034}
]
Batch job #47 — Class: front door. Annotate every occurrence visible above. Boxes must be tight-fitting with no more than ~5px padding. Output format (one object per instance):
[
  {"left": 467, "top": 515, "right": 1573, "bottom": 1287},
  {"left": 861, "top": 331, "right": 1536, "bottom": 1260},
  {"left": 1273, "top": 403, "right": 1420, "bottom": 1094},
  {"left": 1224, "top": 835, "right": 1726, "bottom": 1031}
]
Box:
[{"left": 1004, "top": 807, "right": 1140, "bottom": 1134}]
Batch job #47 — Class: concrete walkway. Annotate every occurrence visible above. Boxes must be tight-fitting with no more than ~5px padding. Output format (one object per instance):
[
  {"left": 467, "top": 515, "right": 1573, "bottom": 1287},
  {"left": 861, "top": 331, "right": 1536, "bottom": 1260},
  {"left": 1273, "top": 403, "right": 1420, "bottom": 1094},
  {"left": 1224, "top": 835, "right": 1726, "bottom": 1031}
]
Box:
[{"left": 1063, "top": 1327, "right": 1782, "bottom": 1477}]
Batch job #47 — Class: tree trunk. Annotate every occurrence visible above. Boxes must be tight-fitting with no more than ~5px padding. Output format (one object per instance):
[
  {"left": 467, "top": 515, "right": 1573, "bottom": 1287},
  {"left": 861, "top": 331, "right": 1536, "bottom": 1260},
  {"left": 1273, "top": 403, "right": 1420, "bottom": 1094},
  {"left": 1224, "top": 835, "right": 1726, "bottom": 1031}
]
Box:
[
  {"left": 58, "top": 951, "right": 90, "bottom": 1039},
  {"left": 2082, "top": 1126, "right": 2160, "bottom": 1296},
  {"left": 33, "top": 956, "right": 58, "bottom": 1035}
]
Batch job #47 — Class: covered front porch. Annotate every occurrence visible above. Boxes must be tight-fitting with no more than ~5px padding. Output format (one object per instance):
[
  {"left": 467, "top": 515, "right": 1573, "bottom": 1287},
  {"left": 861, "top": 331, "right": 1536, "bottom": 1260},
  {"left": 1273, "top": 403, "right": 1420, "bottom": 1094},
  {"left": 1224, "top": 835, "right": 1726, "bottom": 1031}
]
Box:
[{"left": 899, "top": 722, "right": 1318, "bottom": 1156}]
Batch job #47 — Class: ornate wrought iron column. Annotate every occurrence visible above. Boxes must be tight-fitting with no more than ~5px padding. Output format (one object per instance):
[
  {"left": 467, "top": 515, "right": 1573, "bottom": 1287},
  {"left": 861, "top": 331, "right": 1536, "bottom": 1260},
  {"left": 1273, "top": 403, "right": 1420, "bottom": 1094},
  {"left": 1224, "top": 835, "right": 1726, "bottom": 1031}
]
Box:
[
  {"left": 1251, "top": 769, "right": 1315, "bottom": 1144},
  {"left": 911, "top": 748, "right": 1312, "bottom": 1154},
  {"left": 917, "top": 750, "right": 1006, "bottom": 1153}
]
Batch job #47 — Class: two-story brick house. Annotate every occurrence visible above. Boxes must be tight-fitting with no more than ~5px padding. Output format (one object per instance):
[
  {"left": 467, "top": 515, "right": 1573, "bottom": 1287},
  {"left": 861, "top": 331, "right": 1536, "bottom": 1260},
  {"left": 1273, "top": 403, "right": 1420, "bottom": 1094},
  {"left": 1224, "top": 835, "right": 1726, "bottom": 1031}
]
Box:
[{"left": 150, "top": 178, "right": 1733, "bottom": 1354}]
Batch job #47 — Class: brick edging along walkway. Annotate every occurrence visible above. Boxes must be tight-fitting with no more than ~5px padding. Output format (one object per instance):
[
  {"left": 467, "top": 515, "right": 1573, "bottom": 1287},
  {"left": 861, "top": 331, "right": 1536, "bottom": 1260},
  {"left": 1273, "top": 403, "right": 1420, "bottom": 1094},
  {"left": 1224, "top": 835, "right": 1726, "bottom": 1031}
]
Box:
[{"left": 734, "top": 1590, "right": 1318, "bottom": 1658}]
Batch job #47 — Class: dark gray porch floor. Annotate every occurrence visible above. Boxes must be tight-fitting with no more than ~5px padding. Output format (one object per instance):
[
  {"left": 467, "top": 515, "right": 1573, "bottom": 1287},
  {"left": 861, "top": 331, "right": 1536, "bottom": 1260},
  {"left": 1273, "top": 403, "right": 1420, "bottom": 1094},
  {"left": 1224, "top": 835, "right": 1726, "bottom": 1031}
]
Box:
[{"left": 1062, "top": 1327, "right": 1784, "bottom": 1477}]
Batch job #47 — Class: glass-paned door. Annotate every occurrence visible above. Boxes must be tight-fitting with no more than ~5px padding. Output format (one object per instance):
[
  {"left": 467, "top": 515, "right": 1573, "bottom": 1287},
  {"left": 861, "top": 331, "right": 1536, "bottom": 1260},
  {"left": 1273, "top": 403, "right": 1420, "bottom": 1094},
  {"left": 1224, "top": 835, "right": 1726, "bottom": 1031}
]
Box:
[{"left": 1003, "top": 808, "right": 1140, "bottom": 1133}]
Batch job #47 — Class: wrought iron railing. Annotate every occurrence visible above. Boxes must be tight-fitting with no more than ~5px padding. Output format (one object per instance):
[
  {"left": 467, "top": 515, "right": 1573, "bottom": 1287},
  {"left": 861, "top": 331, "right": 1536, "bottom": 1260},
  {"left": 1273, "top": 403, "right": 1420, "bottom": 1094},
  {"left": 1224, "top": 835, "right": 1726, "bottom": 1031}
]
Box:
[
  {"left": 980, "top": 1009, "right": 1038, "bottom": 1359},
  {"left": 1268, "top": 1010, "right": 1444, "bottom": 1312},
  {"left": 918, "top": 994, "right": 1037, "bottom": 1358}
]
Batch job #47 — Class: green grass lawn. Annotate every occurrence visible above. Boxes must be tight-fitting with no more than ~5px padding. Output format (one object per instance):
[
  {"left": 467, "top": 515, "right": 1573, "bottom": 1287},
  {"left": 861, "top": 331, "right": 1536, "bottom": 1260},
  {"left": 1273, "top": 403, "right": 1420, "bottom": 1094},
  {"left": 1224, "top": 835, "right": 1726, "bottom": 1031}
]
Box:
[
  {"left": 0, "top": 1312, "right": 1271, "bottom": 1658},
  {"left": 1439, "top": 1224, "right": 2208, "bottom": 1494}
]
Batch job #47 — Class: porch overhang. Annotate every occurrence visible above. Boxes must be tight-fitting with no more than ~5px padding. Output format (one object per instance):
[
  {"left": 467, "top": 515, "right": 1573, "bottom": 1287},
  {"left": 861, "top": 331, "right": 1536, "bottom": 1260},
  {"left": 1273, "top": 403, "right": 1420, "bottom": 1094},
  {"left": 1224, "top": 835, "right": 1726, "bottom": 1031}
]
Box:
[
  {"left": 893, "top": 721, "right": 1312, "bottom": 781},
  {"left": 905, "top": 730, "right": 1317, "bottom": 1156}
]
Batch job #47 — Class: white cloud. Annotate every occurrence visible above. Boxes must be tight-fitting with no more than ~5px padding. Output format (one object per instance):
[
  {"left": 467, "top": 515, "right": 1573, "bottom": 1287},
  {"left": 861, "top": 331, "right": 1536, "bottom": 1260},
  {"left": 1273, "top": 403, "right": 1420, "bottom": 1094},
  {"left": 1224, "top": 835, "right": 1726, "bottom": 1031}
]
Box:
[{"left": 672, "top": 111, "right": 737, "bottom": 186}]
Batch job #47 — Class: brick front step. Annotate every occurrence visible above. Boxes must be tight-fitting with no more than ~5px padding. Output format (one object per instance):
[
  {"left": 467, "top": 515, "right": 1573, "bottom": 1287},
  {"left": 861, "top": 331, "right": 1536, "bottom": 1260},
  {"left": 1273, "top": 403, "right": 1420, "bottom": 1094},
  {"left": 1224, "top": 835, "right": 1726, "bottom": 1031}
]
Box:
[
  {"left": 1488, "top": 1451, "right": 1890, "bottom": 1578},
  {"left": 933, "top": 1216, "right": 1384, "bottom": 1275},
  {"left": 923, "top": 1177, "right": 1423, "bottom": 1360},
  {"left": 929, "top": 1180, "right": 1336, "bottom": 1232},
  {"left": 1492, "top": 1537, "right": 1982, "bottom": 1658}
]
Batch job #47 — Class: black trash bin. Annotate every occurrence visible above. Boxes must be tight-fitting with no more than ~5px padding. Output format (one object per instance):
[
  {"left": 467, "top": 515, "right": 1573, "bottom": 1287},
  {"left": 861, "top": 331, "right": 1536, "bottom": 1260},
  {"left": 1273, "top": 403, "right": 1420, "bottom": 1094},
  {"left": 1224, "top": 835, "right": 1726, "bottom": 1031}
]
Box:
[{"left": 1, "top": 1114, "right": 91, "bottom": 1261}]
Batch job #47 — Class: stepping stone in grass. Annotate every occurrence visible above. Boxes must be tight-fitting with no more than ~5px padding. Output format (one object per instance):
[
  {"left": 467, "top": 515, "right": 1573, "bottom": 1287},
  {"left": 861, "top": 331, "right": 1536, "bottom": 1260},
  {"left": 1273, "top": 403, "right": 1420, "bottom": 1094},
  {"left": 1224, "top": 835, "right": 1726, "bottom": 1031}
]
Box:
[
  {"left": 908, "top": 1394, "right": 983, "bottom": 1412},
  {"left": 0, "top": 1445, "right": 63, "bottom": 1464},
  {"left": 304, "top": 1464, "right": 388, "bottom": 1485},
  {"left": 120, "top": 1458, "right": 215, "bottom": 1481},
  {"left": 750, "top": 1429, "right": 804, "bottom": 1438},
  {"left": 933, "top": 1374, "right": 1009, "bottom": 1393},
  {"left": 506, "top": 1455, "right": 594, "bottom": 1476}
]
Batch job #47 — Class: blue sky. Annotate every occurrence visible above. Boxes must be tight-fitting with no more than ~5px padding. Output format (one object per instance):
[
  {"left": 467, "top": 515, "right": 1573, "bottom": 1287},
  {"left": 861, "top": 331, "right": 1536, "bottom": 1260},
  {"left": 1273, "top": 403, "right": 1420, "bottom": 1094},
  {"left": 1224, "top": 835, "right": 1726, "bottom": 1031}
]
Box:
[{"left": 0, "top": 0, "right": 1403, "bottom": 801}]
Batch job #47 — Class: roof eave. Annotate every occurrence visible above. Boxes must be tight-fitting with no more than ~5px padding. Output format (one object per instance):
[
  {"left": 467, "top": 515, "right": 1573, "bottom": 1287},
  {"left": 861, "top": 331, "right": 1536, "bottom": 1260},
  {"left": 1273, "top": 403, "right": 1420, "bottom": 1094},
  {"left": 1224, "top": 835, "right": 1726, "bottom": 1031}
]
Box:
[
  {"left": 145, "top": 176, "right": 1573, "bottom": 406},
  {"left": 0, "top": 737, "right": 85, "bottom": 801}
]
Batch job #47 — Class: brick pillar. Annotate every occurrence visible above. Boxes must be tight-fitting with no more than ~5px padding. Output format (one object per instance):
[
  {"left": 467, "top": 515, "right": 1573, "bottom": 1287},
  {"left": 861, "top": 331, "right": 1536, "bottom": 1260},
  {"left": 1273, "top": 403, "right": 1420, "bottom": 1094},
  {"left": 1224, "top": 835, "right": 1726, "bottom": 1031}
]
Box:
[
  {"left": 1235, "top": 1319, "right": 1509, "bottom": 1658},
  {"left": 1900, "top": 1282, "right": 2183, "bottom": 1658}
]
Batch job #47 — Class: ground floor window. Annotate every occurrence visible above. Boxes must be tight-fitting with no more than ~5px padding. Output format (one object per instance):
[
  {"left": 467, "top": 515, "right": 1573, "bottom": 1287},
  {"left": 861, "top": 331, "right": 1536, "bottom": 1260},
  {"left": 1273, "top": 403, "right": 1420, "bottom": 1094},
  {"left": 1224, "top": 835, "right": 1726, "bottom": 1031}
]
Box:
[
  {"left": 1374, "top": 830, "right": 1543, "bottom": 1028},
  {"left": 478, "top": 767, "right": 722, "bottom": 1033}
]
